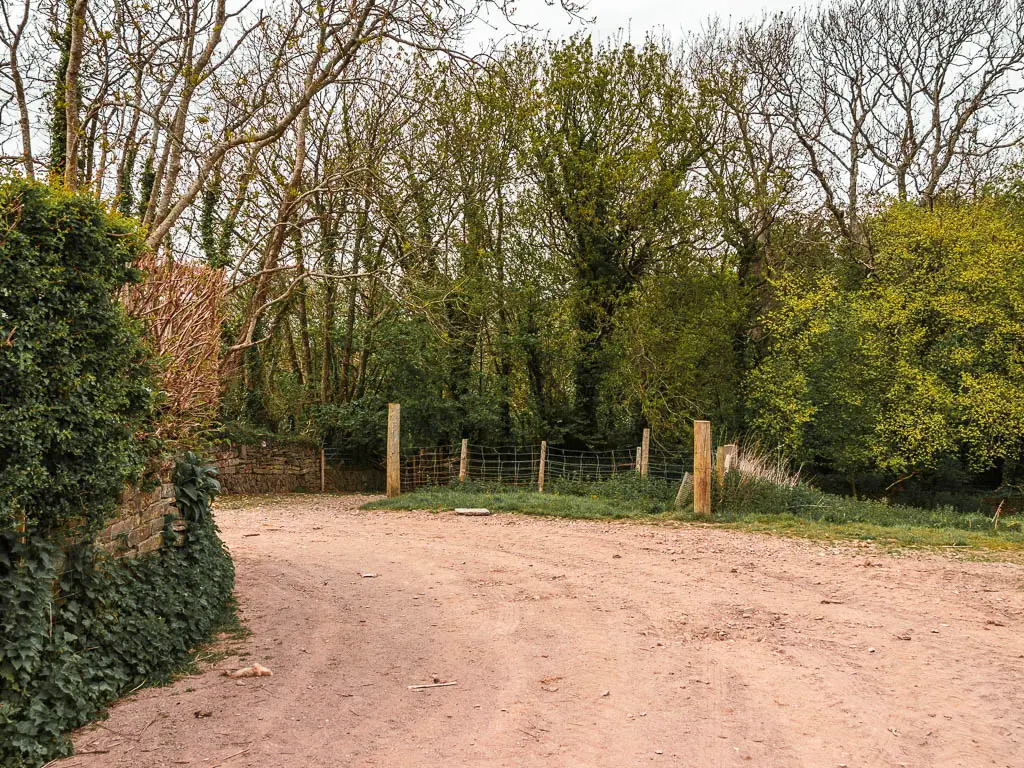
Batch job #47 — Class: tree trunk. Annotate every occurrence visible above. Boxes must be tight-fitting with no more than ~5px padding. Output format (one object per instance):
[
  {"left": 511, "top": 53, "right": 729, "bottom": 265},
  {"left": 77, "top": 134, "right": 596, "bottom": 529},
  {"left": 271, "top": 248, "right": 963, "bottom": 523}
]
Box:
[
  {"left": 7, "top": 0, "right": 33, "bottom": 179},
  {"left": 295, "top": 247, "right": 313, "bottom": 391},
  {"left": 340, "top": 201, "right": 368, "bottom": 401},
  {"left": 231, "top": 108, "right": 309, "bottom": 358},
  {"left": 319, "top": 213, "right": 339, "bottom": 406},
  {"left": 63, "top": 0, "right": 88, "bottom": 190}
]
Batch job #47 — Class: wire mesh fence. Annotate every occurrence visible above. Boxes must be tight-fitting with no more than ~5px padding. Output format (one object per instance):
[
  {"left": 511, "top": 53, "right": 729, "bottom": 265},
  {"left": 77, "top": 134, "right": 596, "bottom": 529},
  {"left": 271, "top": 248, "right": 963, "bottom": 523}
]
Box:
[
  {"left": 646, "top": 448, "right": 696, "bottom": 483},
  {"left": 466, "top": 445, "right": 542, "bottom": 486},
  {"left": 545, "top": 446, "right": 638, "bottom": 483},
  {"left": 400, "top": 443, "right": 461, "bottom": 492},
  {"left": 365, "top": 406, "right": 718, "bottom": 514},
  {"left": 397, "top": 441, "right": 704, "bottom": 493}
]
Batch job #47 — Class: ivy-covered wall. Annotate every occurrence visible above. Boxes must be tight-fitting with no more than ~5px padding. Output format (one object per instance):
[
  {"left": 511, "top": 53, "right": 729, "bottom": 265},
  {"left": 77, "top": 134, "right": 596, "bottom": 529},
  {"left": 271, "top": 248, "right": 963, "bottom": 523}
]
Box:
[
  {"left": 0, "top": 181, "right": 235, "bottom": 767},
  {"left": 95, "top": 467, "right": 178, "bottom": 558},
  {"left": 0, "top": 455, "right": 234, "bottom": 767},
  {"left": 0, "top": 180, "right": 155, "bottom": 541}
]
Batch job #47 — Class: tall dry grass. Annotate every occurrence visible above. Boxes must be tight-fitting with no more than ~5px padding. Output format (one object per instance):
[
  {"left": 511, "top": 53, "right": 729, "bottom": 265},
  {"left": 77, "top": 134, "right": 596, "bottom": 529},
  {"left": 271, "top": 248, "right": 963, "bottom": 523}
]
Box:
[{"left": 732, "top": 444, "right": 802, "bottom": 488}]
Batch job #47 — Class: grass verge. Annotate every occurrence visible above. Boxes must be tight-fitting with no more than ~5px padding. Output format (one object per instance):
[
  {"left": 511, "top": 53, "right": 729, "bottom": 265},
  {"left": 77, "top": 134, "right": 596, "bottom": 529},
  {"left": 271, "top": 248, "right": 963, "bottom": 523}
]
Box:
[{"left": 362, "top": 477, "right": 1024, "bottom": 555}]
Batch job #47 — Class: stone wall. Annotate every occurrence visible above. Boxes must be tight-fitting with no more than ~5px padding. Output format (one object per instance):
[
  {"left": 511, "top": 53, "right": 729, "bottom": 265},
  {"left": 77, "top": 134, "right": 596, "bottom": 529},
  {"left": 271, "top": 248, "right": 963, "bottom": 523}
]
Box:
[
  {"left": 96, "top": 468, "right": 180, "bottom": 558},
  {"left": 94, "top": 443, "right": 382, "bottom": 558},
  {"left": 214, "top": 443, "right": 319, "bottom": 494},
  {"left": 215, "top": 442, "right": 384, "bottom": 495}
]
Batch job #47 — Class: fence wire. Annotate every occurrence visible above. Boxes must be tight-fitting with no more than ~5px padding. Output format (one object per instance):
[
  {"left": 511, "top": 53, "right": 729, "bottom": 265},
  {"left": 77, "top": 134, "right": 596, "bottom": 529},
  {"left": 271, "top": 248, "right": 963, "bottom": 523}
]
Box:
[
  {"left": 545, "top": 446, "right": 637, "bottom": 483},
  {"left": 400, "top": 443, "right": 461, "bottom": 492},
  {"left": 467, "top": 445, "right": 541, "bottom": 486},
  {"left": 646, "top": 448, "right": 696, "bottom": 483},
  {"left": 398, "top": 442, "right": 706, "bottom": 493}
]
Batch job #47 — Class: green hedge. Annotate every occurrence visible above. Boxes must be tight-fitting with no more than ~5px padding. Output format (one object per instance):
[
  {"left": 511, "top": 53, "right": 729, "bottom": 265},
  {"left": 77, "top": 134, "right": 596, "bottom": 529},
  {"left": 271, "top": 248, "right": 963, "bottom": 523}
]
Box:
[{"left": 0, "top": 178, "right": 154, "bottom": 538}]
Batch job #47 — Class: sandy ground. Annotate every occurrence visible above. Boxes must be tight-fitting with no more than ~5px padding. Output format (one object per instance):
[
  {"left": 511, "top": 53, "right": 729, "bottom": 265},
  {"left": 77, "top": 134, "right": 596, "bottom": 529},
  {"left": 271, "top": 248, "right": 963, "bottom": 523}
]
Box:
[{"left": 52, "top": 494, "right": 1024, "bottom": 768}]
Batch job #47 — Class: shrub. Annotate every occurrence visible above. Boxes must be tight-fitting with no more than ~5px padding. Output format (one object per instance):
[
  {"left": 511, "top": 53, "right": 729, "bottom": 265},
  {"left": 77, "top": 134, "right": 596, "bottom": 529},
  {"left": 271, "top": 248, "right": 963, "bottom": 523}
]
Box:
[{"left": 312, "top": 399, "right": 388, "bottom": 465}]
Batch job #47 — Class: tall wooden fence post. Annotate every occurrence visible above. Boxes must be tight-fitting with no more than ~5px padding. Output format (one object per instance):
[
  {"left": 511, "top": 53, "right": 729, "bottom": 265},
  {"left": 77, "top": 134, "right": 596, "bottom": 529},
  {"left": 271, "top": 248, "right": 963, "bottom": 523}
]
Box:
[
  {"left": 459, "top": 438, "right": 468, "bottom": 482},
  {"left": 694, "top": 420, "right": 712, "bottom": 517},
  {"left": 538, "top": 440, "right": 547, "bottom": 493},
  {"left": 320, "top": 447, "right": 326, "bottom": 493},
  {"left": 640, "top": 428, "right": 651, "bottom": 478},
  {"left": 716, "top": 443, "right": 738, "bottom": 486},
  {"left": 387, "top": 403, "right": 401, "bottom": 498}
]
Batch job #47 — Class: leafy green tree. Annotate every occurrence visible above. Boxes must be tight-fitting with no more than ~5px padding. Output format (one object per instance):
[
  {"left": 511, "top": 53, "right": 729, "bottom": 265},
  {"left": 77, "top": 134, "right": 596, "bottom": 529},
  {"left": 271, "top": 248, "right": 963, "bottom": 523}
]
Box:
[
  {"left": 528, "top": 35, "right": 712, "bottom": 445},
  {"left": 749, "top": 199, "right": 1024, "bottom": 487},
  {"left": 746, "top": 271, "right": 882, "bottom": 486},
  {"left": 867, "top": 201, "right": 1024, "bottom": 476},
  {"left": 609, "top": 268, "right": 745, "bottom": 448}
]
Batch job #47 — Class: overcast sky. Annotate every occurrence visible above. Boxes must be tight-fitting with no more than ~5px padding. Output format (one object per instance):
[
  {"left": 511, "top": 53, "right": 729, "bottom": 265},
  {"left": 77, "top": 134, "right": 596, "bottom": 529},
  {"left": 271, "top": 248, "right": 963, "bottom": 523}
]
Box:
[{"left": 469, "top": 0, "right": 802, "bottom": 49}]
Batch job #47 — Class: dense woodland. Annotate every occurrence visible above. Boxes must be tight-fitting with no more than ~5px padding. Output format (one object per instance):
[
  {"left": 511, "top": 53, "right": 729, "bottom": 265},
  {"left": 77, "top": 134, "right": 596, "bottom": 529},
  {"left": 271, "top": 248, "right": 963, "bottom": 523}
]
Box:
[{"left": 3, "top": 0, "right": 1024, "bottom": 501}]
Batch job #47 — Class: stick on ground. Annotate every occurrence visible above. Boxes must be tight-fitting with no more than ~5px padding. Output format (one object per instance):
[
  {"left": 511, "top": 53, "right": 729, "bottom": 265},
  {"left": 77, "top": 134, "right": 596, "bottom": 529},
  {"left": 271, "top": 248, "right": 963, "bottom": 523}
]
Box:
[{"left": 408, "top": 681, "right": 458, "bottom": 690}]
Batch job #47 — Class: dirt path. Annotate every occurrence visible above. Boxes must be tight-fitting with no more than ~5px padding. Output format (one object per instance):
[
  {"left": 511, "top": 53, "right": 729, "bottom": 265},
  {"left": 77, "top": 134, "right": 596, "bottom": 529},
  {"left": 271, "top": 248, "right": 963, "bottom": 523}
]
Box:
[{"left": 55, "top": 495, "right": 1024, "bottom": 768}]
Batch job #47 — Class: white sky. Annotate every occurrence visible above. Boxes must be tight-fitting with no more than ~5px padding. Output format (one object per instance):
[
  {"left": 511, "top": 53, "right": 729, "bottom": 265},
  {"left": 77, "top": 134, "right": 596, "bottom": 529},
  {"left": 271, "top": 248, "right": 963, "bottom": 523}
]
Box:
[{"left": 469, "top": 0, "right": 802, "bottom": 49}]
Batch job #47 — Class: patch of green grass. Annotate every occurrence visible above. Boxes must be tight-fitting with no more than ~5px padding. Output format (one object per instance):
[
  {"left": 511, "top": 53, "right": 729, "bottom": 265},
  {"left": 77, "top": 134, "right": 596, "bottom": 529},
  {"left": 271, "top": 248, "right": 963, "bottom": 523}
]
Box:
[
  {"left": 703, "top": 514, "right": 1024, "bottom": 553},
  {"left": 363, "top": 477, "right": 1024, "bottom": 555},
  {"left": 364, "top": 485, "right": 666, "bottom": 519}
]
